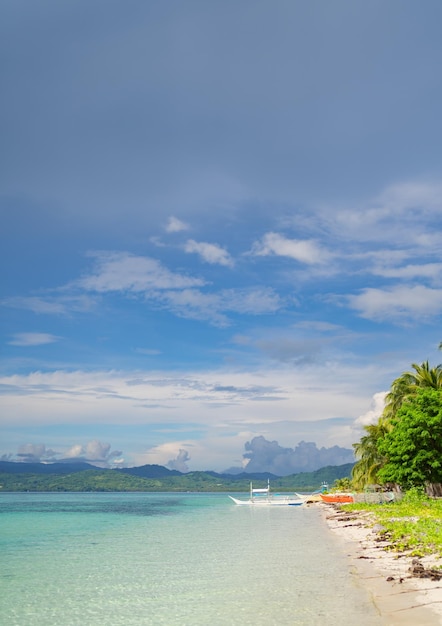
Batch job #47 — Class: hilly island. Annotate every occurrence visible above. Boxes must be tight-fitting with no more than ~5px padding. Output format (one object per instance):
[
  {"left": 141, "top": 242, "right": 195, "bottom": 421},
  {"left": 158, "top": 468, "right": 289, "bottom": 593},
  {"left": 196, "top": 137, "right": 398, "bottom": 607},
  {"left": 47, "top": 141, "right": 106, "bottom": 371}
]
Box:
[{"left": 0, "top": 461, "right": 353, "bottom": 493}]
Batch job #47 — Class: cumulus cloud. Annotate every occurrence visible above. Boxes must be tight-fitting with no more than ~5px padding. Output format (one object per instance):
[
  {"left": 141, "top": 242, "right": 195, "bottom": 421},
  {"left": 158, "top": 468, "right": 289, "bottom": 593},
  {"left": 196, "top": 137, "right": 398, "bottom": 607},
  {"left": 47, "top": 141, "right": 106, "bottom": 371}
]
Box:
[
  {"left": 165, "top": 216, "right": 189, "bottom": 233},
  {"left": 250, "top": 232, "right": 330, "bottom": 264},
  {"left": 184, "top": 239, "right": 234, "bottom": 267},
  {"left": 242, "top": 436, "right": 354, "bottom": 476},
  {"left": 10, "top": 440, "right": 124, "bottom": 467},
  {"left": 16, "top": 443, "right": 58, "bottom": 463},
  {"left": 348, "top": 285, "right": 442, "bottom": 321},
  {"left": 62, "top": 440, "right": 123, "bottom": 467},
  {"left": 9, "top": 332, "right": 60, "bottom": 346},
  {"left": 166, "top": 448, "right": 191, "bottom": 472},
  {"left": 353, "top": 391, "right": 387, "bottom": 428}
]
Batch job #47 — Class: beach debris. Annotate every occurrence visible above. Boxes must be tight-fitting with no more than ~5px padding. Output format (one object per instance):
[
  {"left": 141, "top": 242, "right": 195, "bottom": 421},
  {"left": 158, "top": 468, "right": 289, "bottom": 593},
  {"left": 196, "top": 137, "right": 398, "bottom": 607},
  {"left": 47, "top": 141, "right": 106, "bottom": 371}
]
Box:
[{"left": 409, "top": 558, "right": 442, "bottom": 580}]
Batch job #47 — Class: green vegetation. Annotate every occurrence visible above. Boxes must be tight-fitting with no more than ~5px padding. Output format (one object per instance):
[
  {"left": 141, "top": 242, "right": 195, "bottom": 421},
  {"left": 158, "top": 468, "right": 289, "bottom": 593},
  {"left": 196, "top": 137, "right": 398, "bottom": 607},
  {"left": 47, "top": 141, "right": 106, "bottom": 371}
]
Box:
[
  {"left": 331, "top": 477, "right": 353, "bottom": 491},
  {"left": 348, "top": 349, "right": 442, "bottom": 561},
  {"left": 352, "top": 349, "right": 442, "bottom": 495},
  {"left": 0, "top": 463, "right": 353, "bottom": 492},
  {"left": 346, "top": 489, "right": 442, "bottom": 558},
  {"left": 0, "top": 470, "right": 163, "bottom": 492},
  {"left": 378, "top": 388, "right": 442, "bottom": 489}
]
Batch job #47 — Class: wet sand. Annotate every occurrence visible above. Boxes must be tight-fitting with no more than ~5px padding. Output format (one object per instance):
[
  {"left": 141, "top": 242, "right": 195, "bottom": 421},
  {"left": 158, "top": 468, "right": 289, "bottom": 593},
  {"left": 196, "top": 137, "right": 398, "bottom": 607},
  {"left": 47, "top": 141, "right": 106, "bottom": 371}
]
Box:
[{"left": 322, "top": 503, "right": 442, "bottom": 625}]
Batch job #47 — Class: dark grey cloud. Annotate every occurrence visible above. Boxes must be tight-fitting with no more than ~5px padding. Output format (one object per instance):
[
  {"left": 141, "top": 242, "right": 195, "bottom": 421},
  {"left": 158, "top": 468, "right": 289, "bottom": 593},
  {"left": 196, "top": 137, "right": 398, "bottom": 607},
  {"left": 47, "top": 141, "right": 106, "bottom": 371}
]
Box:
[
  {"left": 16, "top": 443, "right": 58, "bottom": 463},
  {"left": 242, "top": 436, "right": 354, "bottom": 476},
  {"left": 166, "top": 448, "right": 190, "bottom": 473},
  {"left": 12, "top": 440, "right": 123, "bottom": 468}
]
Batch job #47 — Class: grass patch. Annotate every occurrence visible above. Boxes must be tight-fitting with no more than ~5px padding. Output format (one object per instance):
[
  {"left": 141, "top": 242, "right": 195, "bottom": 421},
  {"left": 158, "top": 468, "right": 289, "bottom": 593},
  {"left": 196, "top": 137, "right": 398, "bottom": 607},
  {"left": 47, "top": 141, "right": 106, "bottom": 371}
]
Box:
[{"left": 345, "top": 489, "right": 442, "bottom": 558}]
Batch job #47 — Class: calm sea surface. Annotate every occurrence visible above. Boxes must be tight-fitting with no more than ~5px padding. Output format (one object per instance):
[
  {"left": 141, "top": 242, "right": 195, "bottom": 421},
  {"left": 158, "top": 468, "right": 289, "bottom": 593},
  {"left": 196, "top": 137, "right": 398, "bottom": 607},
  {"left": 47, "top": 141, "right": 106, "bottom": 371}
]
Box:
[{"left": 0, "top": 492, "right": 382, "bottom": 625}]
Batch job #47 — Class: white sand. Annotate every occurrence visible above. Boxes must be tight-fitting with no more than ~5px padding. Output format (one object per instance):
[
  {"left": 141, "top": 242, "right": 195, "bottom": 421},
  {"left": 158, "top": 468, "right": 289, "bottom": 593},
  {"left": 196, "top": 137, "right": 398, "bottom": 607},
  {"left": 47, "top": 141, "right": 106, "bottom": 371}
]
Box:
[{"left": 321, "top": 503, "right": 442, "bottom": 625}]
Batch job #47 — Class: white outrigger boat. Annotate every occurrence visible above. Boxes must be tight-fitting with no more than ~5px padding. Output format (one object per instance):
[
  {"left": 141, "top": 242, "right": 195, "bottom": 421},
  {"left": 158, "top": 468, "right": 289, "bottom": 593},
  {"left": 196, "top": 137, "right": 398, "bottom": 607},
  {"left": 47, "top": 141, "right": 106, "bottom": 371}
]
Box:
[{"left": 228, "top": 480, "right": 303, "bottom": 506}]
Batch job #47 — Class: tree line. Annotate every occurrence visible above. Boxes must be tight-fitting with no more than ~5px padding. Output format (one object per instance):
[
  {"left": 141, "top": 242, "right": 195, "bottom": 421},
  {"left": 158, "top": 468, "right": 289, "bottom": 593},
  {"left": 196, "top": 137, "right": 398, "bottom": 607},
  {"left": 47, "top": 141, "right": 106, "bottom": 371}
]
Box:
[
  {"left": 352, "top": 343, "right": 442, "bottom": 496},
  {"left": 0, "top": 464, "right": 354, "bottom": 492}
]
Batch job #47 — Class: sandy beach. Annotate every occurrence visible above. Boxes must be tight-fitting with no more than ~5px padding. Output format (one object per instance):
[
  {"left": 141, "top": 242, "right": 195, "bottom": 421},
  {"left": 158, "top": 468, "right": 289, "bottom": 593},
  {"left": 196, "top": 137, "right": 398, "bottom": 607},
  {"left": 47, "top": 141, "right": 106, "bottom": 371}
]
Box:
[{"left": 322, "top": 503, "right": 442, "bottom": 625}]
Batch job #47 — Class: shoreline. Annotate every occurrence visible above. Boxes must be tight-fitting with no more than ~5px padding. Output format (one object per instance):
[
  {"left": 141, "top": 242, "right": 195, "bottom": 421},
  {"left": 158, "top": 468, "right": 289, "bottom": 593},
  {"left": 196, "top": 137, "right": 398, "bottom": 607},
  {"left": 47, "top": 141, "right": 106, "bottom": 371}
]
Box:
[{"left": 321, "top": 503, "right": 442, "bottom": 625}]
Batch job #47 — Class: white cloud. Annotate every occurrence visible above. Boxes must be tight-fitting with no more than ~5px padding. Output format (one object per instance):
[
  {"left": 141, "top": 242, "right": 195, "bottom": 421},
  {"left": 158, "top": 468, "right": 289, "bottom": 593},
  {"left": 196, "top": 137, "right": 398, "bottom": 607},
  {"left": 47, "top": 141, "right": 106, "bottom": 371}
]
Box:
[
  {"left": 12, "top": 440, "right": 121, "bottom": 467},
  {"left": 0, "top": 358, "right": 395, "bottom": 470},
  {"left": 376, "top": 180, "right": 442, "bottom": 216},
  {"left": 155, "top": 286, "right": 282, "bottom": 326},
  {"left": 2, "top": 295, "right": 97, "bottom": 315},
  {"left": 184, "top": 239, "right": 234, "bottom": 267},
  {"left": 320, "top": 180, "right": 442, "bottom": 247},
  {"left": 165, "top": 216, "right": 189, "bottom": 233},
  {"left": 4, "top": 251, "right": 281, "bottom": 327},
  {"left": 77, "top": 251, "right": 205, "bottom": 292},
  {"left": 353, "top": 391, "right": 387, "bottom": 428},
  {"left": 64, "top": 443, "right": 84, "bottom": 459},
  {"left": 9, "top": 332, "right": 60, "bottom": 346},
  {"left": 250, "top": 232, "right": 330, "bottom": 264},
  {"left": 60, "top": 439, "right": 122, "bottom": 467},
  {"left": 348, "top": 285, "right": 442, "bottom": 321},
  {"left": 154, "top": 289, "right": 229, "bottom": 326},
  {"left": 222, "top": 287, "right": 282, "bottom": 315},
  {"left": 371, "top": 263, "right": 442, "bottom": 283}
]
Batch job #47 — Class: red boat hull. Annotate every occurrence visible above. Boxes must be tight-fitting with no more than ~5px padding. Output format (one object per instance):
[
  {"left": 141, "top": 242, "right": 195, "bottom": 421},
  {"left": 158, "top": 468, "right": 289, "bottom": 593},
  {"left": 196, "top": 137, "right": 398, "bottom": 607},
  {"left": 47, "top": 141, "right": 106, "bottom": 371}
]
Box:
[{"left": 320, "top": 493, "right": 354, "bottom": 503}]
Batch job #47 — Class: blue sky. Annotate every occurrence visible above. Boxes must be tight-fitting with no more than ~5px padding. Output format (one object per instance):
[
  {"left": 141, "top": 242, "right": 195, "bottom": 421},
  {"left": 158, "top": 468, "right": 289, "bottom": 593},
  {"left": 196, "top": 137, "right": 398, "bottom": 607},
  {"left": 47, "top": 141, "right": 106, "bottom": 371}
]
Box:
[{"left": 1, "top": 1, "right": 442, "bottom": 472}]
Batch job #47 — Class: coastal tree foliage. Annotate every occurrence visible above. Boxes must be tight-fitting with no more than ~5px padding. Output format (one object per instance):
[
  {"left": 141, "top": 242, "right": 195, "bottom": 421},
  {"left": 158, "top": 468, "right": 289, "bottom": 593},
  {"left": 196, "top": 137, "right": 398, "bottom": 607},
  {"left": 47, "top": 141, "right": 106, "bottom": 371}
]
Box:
[
  {"left": 377, "top": 388, "right": 442, "bottom": 490},
  {"left": 352, "top": 349, "right": 442, "bottom": 492},
  {"left": 383, "top": 360, "right": 442, "bottom": 420},
  {"left": 351, "top": 420, "right": 390, "bottom": 489}
]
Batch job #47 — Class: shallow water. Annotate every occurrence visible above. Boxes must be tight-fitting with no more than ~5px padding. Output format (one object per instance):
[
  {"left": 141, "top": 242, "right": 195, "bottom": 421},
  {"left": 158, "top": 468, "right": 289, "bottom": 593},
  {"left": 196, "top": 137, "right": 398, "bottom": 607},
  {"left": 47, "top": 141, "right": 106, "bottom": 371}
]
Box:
[{"left": 0, "top": 492, "right": 382, "bottom": 625}]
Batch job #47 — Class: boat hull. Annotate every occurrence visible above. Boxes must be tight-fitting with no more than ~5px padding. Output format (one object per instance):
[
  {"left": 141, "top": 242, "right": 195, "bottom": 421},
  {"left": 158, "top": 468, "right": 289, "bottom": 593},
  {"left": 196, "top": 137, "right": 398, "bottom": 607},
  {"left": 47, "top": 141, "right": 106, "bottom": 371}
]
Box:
[
  {"left": 228, "top": 495, "right": 303, "bottom": 506},
  {"left": 320, "top": 494, "right": 354, "bottom": 503}
]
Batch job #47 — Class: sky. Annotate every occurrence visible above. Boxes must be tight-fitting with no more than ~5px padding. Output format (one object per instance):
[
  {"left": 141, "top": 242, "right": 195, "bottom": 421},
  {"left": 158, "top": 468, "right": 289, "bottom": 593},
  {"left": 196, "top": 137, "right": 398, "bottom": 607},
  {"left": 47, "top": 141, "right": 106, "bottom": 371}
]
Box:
[{"left": 1, "top": 0, "right": 442, "bottom": 473}]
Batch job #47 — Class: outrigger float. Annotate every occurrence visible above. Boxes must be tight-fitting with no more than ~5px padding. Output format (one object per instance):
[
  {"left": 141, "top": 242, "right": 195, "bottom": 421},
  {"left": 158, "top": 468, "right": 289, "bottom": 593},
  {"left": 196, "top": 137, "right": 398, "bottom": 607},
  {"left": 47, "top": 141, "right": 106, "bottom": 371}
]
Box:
[{"left": 228, "top": 480, "right": 304, "bottom": 506}]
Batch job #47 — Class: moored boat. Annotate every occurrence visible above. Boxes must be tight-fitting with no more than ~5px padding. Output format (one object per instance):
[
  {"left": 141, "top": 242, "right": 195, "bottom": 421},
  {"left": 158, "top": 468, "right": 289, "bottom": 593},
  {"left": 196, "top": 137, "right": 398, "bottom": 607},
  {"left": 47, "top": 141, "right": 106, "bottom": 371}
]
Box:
[
  {"left": 295, "top": 482, "right": 329, "bottom": 502},
  {"left": 320, "top": 493, "right": 354, "bottom": 503},
  {"left": 228, "top": 480, "right": 303, "bottom": 506}
]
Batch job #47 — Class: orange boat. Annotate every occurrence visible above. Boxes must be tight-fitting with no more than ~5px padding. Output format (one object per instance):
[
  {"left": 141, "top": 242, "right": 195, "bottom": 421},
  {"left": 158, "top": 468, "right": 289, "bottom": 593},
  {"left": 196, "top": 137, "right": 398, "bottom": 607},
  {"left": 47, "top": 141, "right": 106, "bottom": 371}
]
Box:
[{"left": 320, "top": 493, "right": 354, "bottom": 503}]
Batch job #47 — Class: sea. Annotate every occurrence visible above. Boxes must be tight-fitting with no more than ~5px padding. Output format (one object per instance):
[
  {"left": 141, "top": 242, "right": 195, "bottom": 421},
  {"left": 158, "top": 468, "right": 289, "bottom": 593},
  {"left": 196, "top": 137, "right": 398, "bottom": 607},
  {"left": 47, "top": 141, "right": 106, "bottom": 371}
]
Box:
[{"left": 0, "top": 492, "right": 384, "bottom": 626}]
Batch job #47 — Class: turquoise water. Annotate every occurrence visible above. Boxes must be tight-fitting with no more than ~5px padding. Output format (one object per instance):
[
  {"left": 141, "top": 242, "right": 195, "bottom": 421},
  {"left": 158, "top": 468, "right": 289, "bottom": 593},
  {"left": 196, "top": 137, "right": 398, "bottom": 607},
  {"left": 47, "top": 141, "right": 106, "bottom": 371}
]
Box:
[{"left": 0, "top": 493, "right": 382, "bottom": 625}]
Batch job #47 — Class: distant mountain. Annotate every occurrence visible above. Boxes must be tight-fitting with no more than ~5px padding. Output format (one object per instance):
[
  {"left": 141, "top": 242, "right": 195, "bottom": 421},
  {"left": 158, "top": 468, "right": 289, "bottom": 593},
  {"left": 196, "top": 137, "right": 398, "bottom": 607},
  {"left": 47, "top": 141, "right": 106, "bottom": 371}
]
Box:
[
  {"left": 0, "top": 461, "right": 353, "bottom": 493},
  {"left": 0, "top": 460, "right": 355, "bottom": 492},
  {"left": 0, "top": 461, "right": 290, "bottom": 481},
  {"left": 204, "top": 470, "right": 280, "bottom": 481},
  {"left": 117, "top": 464, "right": 183, "bottom": 478}
]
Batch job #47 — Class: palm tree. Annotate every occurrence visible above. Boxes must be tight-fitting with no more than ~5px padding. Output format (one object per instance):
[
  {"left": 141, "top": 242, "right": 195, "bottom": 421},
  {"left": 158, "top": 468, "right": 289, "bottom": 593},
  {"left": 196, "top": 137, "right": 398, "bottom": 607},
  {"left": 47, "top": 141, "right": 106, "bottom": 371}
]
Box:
[
  {"left": 352, "top": 419, "right": 391, "bottom": 489},
  {"left": 353, "top": 358, "right": 442, "bottom": 490},
  {"left": 383, "top": 361, "right": 442, "bottom": 421}
]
